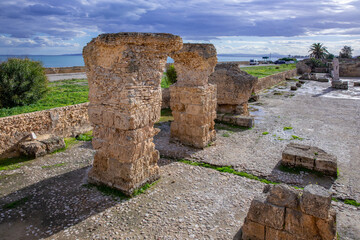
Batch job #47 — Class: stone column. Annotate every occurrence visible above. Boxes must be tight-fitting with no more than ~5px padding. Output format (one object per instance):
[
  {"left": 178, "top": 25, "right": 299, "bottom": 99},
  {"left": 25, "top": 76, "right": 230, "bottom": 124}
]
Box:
[
  {"left": 83, "top": 32, "right": 182, "bottom": 195},
  {"left": 332, "top": 58, "right": 340, "bottom": 81},
  {"left": 169, "top": 43, "right": 217, "bottom": 148},
  {"left": 331, "top": 58, "right": 348, "bottom": 89}
]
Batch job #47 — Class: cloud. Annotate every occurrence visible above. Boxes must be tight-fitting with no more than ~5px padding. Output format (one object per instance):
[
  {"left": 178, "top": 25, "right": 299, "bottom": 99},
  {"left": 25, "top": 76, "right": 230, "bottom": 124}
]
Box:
[{"left": 0, "top": 0, "right": 360, "bottom": 54}]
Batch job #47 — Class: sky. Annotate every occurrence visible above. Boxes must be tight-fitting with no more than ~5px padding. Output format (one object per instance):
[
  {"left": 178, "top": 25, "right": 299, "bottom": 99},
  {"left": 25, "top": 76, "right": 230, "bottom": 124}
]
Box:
[{"left": 0, "top": 0, "right": 360, "bottom": 56}]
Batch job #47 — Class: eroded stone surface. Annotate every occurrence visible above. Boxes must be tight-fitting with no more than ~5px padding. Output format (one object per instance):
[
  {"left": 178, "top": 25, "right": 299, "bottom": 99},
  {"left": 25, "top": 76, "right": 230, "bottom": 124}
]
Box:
[
  {"left": 209, "top": 62, "right": 258, "bottom": 115},
  {"left": 241, "top": 184, "right": 336, "bottom": 240},
  {"left": 170, "top": 43, "right": 217, "bottom": 148},
  {"left": 282, "top": 143, "right": 337, "bottom": 176},
  {"left": 83, "top": 32, "right": 183, "bottom": 195}
]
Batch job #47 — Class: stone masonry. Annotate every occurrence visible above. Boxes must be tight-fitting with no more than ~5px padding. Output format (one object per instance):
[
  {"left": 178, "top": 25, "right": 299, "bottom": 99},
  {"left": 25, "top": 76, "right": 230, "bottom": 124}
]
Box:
[
  {"left": 83, "top": 32, "right": 183, "bottom": 195},
  {"left": 282, "top": 143, "right": 338, "bottom": 177},
  {"left": 240, "top": 184, "right": 336, "bottom": 240},
  {"left": 169, "top": 43, "right": 217, "bottom": 148},
  {"left": 209, "top": 62, "right": 258, "bottom": 115}
]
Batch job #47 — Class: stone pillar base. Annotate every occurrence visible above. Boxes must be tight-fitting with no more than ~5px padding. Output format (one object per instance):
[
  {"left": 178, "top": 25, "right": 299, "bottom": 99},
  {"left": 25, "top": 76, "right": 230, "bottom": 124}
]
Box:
[
  {"left": 332, "top": 80, "right": 348, "bottom": 90},
  {"left": 170, "top": 84, "right": 217, "bottom": 148},
  {"left": 87, "top": 125, "right": 161, "bottom": 196}
]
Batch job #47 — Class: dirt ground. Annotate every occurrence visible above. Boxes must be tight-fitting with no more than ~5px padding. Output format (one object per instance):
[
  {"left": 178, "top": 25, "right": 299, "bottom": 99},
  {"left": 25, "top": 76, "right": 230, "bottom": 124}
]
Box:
[{"left": 1, "top": 78, "right": 360, "bottom": 239}]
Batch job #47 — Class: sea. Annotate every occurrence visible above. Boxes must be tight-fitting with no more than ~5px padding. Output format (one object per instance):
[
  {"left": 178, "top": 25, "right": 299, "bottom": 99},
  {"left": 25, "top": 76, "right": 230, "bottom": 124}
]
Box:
[{"left": 0, "top": 54, "right": 290, "bottom": 68}]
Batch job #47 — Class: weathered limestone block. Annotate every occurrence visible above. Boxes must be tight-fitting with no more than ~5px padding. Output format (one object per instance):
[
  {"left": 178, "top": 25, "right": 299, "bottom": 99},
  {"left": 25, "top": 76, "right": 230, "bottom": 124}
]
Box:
[
  {"left": 285, "top": 208, "right": 320, "bottom": 239},
  {"left": 83, "top": 32, "right": 183, "bottom": 195},
  {"left": 241, "top": 219, "right": 265, "bottom": 240},
  {"left": 209, "top": 62, "right": 258, "bottom": 115},
  {"left": 266, "top": 184, "right": 300, "bottom": 209},
  {"left": 170, "top": 84, "right": 217, "bottom": 148},
  {"left": 316, "top": 209, "right": 337, "bottom": 240},
  {"left": 216, "top": 113, "right": 254, "bottom": 128},
  {"left": 19, "top": 141, "right": 47, "bottom": 158},
  {"left": 170, "top": 43, "right": 217, "bottom": 148},
  {"left": 300, "top": 184, "right": 332, "bottom": 220},
  {"left": 296, "top": 61, "right": 311, "bottom": 75},
  {"left": 265, "top": 227, "right": 294, "bottom": 240},
  {"left": 282, "top": 143, "right": 337, "bottom": 176},
  {"left": 41, "top": 136, "right": 65, "bottom": 153},
  {"left": 331, "top": 80, "right": 349, "bottom": 90},
  {"left": 246, "top": 195, "right": 285, "bottom": 230}
]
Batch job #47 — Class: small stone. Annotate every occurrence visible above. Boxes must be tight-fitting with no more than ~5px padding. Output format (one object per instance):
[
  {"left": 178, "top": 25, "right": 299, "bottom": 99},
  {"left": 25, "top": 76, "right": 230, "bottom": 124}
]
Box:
[
  {"left": 296, "top": 82, "right": 301, "bottom": 87},
  {"left": 40, "top": 136, "right": 65, "bottom": 153},
  {"left": 290, "top": 86, "right": 297, "bottom": 91},
  {"left": 300, "top": 184, "right": 332, "bottom": 220},
  {"left": 19, "top": 140, "right": 47, "bottom": 158},
  {"left": 354, "top": 81, "right": 360, "bottom": 87}
]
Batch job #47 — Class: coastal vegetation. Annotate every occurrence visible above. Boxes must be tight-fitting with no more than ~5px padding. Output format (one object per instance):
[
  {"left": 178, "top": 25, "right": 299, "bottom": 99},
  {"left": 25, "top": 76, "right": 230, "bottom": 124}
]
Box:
[
  {"left": 0, "top": 58, "right": 48, "bottom": 108},
  {"left": 309, "top": 43, "right": 329, "bottom": 59},
  {"left": 241, "top": 63, "right": 296, "bottom": 78},
  {"left": 0, "top": 78, "right": 88, "bottom": 117}
]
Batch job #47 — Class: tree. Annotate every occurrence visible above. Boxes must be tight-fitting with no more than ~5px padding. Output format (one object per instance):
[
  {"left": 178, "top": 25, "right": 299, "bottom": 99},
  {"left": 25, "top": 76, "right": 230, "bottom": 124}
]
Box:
[
  {"left": 0, "top": 58, "right": 48, "bottom": 108},
  {"left": 309, "top": 43, "right": 329, "bottom": 59},
  {"left": 339, "top": 46, "right": 353, "bottom": 58}
]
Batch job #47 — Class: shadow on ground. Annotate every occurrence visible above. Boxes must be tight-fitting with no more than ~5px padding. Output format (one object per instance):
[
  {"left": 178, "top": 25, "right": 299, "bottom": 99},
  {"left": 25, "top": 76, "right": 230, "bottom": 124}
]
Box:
[
  {"left": 0, "top": 167, "right": 122, "bottom": 240},
  {"left": 269, "top": 160, "right": 336, "bottom": 189}
]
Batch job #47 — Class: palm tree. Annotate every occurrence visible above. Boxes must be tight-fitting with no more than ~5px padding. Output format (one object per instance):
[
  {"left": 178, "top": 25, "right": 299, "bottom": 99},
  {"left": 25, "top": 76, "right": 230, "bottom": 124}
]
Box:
[{"left": 309, "top": 43, "right": 329, "bottom": 59}]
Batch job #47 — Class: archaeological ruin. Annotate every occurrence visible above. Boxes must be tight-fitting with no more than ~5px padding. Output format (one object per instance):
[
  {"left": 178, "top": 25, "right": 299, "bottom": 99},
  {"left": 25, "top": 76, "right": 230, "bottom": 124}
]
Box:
[
  {"left": 83, "top": 32, "right": 183, "bottom": 195},
  {"left": 169, "top": 43, "right": 217, "bottom": 148},
  {"left": 209, "top": 62, "right": 258, "bottom": 116},
  {"left": 240, "top": 184, "right": 336, "bottom": 240}
]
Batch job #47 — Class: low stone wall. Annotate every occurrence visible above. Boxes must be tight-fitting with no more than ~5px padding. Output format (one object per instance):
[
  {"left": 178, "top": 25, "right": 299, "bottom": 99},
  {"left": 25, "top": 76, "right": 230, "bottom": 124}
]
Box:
[
  {"left": 254, "top": 69, "right": 297, "bottom": 93},
  {"left": 339, "top": 59, "right": 360, "bottom": 77},
  {"left": 0, "top": 103, "right": 91, "bottom": 158},
  {"left": 45, "top": 66, "right": 86, "bottom": 74}
]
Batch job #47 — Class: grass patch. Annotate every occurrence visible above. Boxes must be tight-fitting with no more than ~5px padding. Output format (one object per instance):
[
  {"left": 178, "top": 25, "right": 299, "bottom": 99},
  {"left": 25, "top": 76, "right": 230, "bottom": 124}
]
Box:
[
  {"left": 222, "top": 132, "right": 231, "bottom": 137},
  {"left": 215, "top": 121, "right": 252, "bottom": 131},
  {"left": 262, "top": 131, "right": 269, "bottom": 135},
  {"left": 157, "top": 108, "right": 174, "bottom": 123},
  {"left": 291, "top": 135, "right": 304, "bottom": 141},
  {"left": 0, "top": 156, "right": 33, "bottom": 171},
  {"left": 3, "top": 196, "right": 30, "bottom": 209},
  {"left": 41, "top": 163, "right": 66, "bottom": 169},
  {"left": 0, "top": 78, "right": 89, "bottom": 118},
  {"left": 283, "top": 126, "right": 293, "bottom": 131},
  {"left": 76, "top": 131, "right": 93, "bottom": 141},
  {"left": 241, "top": 64, "right": 296, "bottom": 78},
  {"left": 278, "top": 165, "right": 324, "bottom": 177},
  {"left": 179, "top": 159, "right": 279, "bottom": 185},
  {"left": 344, "top": 199, "right": 360, "bottom": 207}
]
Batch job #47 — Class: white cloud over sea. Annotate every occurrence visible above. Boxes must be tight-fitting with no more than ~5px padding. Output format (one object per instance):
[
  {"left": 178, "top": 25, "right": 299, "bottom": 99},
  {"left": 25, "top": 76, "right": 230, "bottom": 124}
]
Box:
[{"left": 0, "top": 0, "right": 359, "bottom": 55}]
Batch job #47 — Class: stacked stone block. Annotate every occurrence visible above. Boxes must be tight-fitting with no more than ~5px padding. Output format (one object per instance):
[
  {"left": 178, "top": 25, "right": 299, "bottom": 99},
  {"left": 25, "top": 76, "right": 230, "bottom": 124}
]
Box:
[
  {"left": 241, "top": 184, "right": 336, "bottom": 240},
  {"left": 209, "top": 62, "right": 258, "bottom": 115},
  {"left": 83, "top": 32, "right": 183, "bottom": 195},
  {"left": 282, "top": 143, "right": 338, "bottom": 177},
  {"left": 170, "top": 43, "right": 217, "bottom": 148}
]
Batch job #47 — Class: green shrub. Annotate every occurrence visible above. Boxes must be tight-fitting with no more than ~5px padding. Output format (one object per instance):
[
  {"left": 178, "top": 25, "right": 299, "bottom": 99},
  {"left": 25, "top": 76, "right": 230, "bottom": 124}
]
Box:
[
  {"left": 0, "top": 58, "right": 48, "bottom": 108},
  {"left": 165, "top": 64, "right": 177, "bottom": 84}
]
